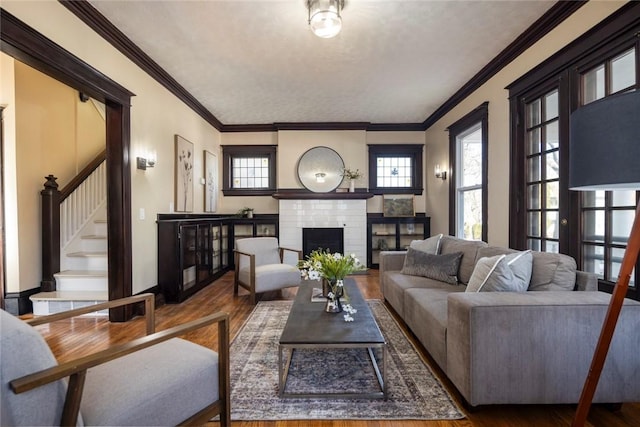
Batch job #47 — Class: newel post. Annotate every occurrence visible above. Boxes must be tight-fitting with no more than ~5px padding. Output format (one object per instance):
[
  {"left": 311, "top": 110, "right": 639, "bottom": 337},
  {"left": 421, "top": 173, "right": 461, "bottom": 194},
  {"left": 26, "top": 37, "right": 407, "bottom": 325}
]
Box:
[{"left": 41, "top": 175, "right": 60, "bottom": 292}]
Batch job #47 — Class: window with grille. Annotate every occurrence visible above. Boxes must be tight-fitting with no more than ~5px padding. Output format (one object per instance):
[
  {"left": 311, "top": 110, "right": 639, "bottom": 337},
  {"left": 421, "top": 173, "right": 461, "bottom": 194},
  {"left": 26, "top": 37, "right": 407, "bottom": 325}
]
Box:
[
  {"left": 222, "top": 145, "right": 276, "bottom": 196},
  {"left": 368, "top": 145, "right": 423, "bottom": 195}
]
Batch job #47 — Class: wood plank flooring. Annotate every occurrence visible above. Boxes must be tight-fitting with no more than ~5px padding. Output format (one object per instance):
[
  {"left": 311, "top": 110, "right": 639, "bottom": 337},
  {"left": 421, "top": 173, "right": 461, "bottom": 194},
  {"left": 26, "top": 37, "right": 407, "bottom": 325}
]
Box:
[{"left": 30, "top": 270, "right": 639, "bottom": 427}]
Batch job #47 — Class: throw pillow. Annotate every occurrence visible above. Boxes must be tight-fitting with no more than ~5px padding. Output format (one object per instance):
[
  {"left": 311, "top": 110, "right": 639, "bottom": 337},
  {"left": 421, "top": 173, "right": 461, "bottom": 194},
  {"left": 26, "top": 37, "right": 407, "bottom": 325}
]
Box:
[
  {"left": 466, "top": 250, "right": 533, "bottom": 293},
  {"left": 466, "top": 255, "right": 506, "bottom": 292},
  {"left": 409, "top": 233, "right": 443, "bottom": 255},
  {"left": 401, "top": 248, "right": 463, "bottom": 285}
]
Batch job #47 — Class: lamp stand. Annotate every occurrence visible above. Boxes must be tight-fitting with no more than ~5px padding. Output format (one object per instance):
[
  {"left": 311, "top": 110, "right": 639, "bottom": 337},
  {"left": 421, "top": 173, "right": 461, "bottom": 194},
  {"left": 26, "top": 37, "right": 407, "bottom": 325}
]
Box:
[{"left": 573, "top": 200, "right": 640, "bottom": 427}]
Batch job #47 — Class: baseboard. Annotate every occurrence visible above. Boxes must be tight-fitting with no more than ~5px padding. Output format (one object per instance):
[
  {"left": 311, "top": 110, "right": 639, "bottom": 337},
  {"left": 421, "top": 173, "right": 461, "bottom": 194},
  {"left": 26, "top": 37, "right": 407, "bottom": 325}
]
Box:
[{"left": 3, "top": 288, "right": 41, "bottom": 315}]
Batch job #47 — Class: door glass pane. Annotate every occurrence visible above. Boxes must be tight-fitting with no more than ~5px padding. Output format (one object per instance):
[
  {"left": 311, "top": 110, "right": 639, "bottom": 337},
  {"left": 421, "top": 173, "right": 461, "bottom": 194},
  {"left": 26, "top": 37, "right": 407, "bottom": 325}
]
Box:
[
  {"left": 527, "top": 157, "right": 540, "bottom": 182},
  {"left": 528, "top": 212, "right": 540, "bottom": 236},
  {"left": 583, "top": 210, "right": 605, "bottom": 242},
  {"left": 546, "top": 241, "right": 559, "bottom": 253},
  {"left": 528, "top": 99, "right": 541, "bottom": 127},
  {"left": 611, "top": 49, "right": 636, "bottom": 93},
  {"left": 611, "top": 210, "right": 635, "bottom": 245},
  {"left": 583, "top": 191, "right": 605, "bottom": 208},
  {"left": 612, "top": 190, "right": 636, "bottom": 206},
  {"left": 546, "top": 181, "right": 559, "bottom": 209},
  {"left": 528, "top": 239, "right": 541, "bottom": 251},
  {"left": 527, "top": 128, "right": 541, "bottom": 155},
  {"left": 583, "top": 244, "right": 605, "bottom": 279},
  {"left": 527, "top": 184, "right": 540, "bottom": 209},
  {"left": 544, "top": 90, "right": 559, "bottom": 120},
  {"left": 545, "top": 211, "right": 559, "bottom": 239},
  {"left": 610, "top": 248, "right": 635, "bottom": 286},
  {"left": 545, "top": 152, "right": 560, "bottom": 180},
  {"left": 582, "top": 64, "right": 605, "bottom": 104},
  {"left": 545, "top": 121, "right": 559, "bottom": 150}
]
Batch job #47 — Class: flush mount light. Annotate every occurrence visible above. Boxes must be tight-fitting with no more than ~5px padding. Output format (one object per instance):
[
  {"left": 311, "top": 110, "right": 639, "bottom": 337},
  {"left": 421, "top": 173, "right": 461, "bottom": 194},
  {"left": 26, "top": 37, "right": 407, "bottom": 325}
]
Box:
[{"left": 307, "top": 0, "right": 345, "bottom": 39}]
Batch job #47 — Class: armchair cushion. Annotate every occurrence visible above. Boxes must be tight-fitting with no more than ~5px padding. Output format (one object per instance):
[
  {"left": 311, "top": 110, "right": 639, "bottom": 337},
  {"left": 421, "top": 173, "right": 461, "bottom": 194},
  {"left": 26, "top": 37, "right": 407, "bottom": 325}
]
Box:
[
  {"left": 238, "top": 264, "right": 301, "bottom": 293},
  {"left": 81, "top": 338, "right": 219, "bottom": 426},
  {"left": 0, "top": 310, "right": 71, "bottom": 426}
]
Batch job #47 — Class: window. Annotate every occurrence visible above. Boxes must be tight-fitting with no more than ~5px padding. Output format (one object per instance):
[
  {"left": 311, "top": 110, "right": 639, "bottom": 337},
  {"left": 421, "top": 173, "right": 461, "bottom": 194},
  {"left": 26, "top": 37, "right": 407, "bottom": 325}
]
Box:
[
  {"left": 508, "top": 6, "right": 638, "bottom": 299},
  {"left": 578, "top": 47, "right": 637, "bottom": 287},
  {"left": 221, "top": 145, "right": 277, "bottom": 196},
  {"left": 448, "top": 103, "right": 488, "bottom": 241},
  {"left": 367, "top": 145, "right": 423, "bottom": 195}
]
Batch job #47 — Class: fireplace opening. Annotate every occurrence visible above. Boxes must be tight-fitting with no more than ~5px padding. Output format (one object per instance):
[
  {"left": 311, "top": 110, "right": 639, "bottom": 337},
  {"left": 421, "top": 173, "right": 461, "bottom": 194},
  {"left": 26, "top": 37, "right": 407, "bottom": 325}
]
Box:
[{"left": 303, "top": 228, "right": 344, "bottom": 257}]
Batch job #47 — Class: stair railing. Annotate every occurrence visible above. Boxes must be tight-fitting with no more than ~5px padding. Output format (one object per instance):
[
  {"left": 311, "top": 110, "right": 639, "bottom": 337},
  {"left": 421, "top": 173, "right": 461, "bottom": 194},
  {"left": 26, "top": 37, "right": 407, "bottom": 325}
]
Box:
[{"left": 41, "top": 150, "right": 107, "bottom": 291}]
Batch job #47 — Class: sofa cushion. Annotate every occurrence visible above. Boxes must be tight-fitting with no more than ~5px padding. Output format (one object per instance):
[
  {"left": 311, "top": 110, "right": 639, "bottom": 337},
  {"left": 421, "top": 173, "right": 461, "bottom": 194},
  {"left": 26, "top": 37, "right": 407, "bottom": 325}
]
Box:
[
  {"left": 529, "top": 252, "right": 577, "bottom": 291},
  {"left": 382, "top": 271, "right": 448, "bottom": 317},
  {"left": 409, "top": 233, "right": 443, "bottom": 254},
  {"left": 401, "top": 248, "right": 463, "bottom": 285},
  {"left": 466, "top": 255, "right": 506, "bottom": 292},
  {"left": 439, "top": 237, "right": 488, "bottom": 284}
]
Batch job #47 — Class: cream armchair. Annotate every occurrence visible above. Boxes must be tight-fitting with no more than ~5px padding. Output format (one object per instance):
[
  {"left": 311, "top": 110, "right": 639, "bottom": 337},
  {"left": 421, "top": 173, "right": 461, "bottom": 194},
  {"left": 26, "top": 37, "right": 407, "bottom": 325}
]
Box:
[
  {"left": 0, "top": 294, "right": 230, "bottom": 426},
  {"left": 234, "top": 237, "right": 302, "bottom": 304}
]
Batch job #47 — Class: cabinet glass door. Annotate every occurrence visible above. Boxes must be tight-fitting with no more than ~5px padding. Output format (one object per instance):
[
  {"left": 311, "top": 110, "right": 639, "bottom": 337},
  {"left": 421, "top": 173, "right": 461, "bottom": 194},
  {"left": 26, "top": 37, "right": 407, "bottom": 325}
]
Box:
[
  {"left": 399, "top": 222, "right": 424, "bottom": 250},
  {"left": 197, "top": 224, "right": 212, "bottom": 283},
  {"left": 256, "top": 222, "right": 276, "bottom": 237},
  {"left": 211, "top": 224, "right": 221, "bottom": 273},
  {"left": 371, "top": 223, "right": 396, "bottom": 265},
  {"left": 221, "top": 224, "right": 229, "bottom": 268},
  {"left": 180, "top": 225, "right": 198, "bottom": 291}
]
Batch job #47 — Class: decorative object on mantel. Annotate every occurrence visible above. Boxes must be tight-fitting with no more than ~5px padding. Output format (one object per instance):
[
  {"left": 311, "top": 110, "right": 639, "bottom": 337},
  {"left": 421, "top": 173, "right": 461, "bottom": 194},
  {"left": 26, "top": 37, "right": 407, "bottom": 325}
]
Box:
[
  {"left": 296, "top": 146, "right": 345, "bottom": 193},
  {"left": 237, "top": 207, "right": 254, "bottom": 218},
  {"left": 383, "top": 195, "right": 415, "bottom": 217},
  {"left": 342, "top": 167, "right": 363, "bottom": 192},
  {"left": 569, "top": 90, "right": 640, "bottom": 427},
  {"left": 298, "top": 249, "right": 364, "bottom": 320},
  {"left": 174, "top": 135, "right": 194, "bottom": 212}
]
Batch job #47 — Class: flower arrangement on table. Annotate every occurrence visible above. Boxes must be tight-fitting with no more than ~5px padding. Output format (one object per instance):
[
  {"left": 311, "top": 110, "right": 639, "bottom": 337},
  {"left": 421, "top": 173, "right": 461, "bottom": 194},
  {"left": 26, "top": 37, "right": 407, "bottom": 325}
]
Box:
[{"left": 298, "top": 249, "right": 365, "bottom": 321}]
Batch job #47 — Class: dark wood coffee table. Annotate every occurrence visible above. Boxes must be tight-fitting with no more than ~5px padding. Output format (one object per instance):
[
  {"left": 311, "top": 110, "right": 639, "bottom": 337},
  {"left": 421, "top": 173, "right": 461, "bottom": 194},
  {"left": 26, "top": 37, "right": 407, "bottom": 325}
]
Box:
[{"left": 278, "top": 278, "right": 387, "bottom": 399}]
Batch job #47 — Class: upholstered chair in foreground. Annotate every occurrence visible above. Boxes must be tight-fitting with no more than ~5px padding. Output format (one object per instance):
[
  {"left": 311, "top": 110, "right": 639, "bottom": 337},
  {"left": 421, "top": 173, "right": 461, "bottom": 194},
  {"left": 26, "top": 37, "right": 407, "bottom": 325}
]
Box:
[
  {"left": 0, "top": 294, "right": 230, "bottom": 426},
  {"left": 234, "top": 237, "right": 302, "bottom": 304}
]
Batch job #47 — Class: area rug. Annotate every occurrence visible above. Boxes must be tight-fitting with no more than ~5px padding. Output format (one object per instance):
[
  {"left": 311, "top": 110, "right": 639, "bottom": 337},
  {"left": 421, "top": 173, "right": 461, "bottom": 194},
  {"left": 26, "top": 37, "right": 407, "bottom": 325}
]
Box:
[{"left": 229, "top": 300, "right": 464, "bottom": 420}]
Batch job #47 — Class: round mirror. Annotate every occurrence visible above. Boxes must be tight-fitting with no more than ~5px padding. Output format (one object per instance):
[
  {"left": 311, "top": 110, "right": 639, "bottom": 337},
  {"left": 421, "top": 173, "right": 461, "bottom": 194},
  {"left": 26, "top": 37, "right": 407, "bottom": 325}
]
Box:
[{"left": 297, "top": 146, "right": 345, "bottom": 192}]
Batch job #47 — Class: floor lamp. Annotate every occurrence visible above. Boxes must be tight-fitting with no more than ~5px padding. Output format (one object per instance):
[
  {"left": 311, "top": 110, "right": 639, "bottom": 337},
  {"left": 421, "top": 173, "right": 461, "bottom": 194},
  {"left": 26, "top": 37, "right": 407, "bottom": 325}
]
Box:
[{"left": 569, "top": 90, "right": 640, "bottom": 427}]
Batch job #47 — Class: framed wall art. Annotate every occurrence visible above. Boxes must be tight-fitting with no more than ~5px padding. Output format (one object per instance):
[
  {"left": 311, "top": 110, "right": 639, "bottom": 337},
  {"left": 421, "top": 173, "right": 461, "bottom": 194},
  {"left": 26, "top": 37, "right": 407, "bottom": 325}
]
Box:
[
  {"left": 174, "top": 135, "right": 194, "bottom": 212},
  {"left": 383, "top": 195, "right": 415, "bottom": 217},
  {"left": 204, "top": 150, "right": 217, "bottom": 213}
]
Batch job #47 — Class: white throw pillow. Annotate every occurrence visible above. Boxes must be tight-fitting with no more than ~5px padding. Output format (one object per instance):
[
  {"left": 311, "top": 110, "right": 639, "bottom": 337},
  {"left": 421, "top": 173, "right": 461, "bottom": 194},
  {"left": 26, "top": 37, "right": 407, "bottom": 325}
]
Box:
[
  {"left": 409, "top": 233, "right": 443, "bottom": 255},
  {"left": 466, "top": 250, "right": 533, "bottom": 293}
]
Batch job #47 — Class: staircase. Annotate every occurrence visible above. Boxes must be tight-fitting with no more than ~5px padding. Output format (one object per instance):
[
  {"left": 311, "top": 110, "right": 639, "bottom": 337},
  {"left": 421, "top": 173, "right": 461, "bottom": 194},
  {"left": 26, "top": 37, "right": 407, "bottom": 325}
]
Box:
[{"left": 30, "top": 158, "right": 109, "bottom": 315}]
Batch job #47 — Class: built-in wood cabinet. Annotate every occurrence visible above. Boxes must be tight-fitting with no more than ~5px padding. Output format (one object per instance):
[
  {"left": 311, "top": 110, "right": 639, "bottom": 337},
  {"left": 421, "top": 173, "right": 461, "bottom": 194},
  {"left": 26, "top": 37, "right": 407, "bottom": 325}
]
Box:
[
  {"left": 157, "top": 218, "right": 229, "bottom": 303},
  {"left": 367, "top": 213, "right": 430, "bottom": 268}
]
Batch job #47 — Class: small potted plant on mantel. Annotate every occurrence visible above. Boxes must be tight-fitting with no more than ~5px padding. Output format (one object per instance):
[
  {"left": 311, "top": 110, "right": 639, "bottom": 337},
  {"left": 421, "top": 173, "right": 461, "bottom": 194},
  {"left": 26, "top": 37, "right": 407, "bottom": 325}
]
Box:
[
  {"left": 342, "top": 168, "right": 363, "bottom": 193},
  {"left": 237, "top": 207, "right": 254, "bottom": 218}
]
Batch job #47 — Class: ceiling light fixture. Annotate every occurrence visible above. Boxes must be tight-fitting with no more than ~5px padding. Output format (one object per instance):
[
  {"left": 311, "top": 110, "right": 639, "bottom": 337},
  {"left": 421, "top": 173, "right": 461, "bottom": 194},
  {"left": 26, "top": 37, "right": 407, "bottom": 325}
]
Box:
[{"left": 307, "top": 0, "right": 345, "bottom": 39}]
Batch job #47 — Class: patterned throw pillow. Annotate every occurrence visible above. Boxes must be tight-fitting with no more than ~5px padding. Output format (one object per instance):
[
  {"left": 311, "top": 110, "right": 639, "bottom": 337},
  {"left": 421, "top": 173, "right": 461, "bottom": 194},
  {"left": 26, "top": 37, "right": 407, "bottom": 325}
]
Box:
[{"left": 401, "top": 248, "right": 463, "bottom": 285}]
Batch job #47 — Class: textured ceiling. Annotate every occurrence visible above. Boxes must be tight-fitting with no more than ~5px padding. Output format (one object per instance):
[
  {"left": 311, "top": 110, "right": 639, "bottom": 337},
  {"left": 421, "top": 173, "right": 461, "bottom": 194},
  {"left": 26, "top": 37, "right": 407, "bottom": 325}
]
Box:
[{"left": 87, "top": 0, "right": 555, "bottom": 125}]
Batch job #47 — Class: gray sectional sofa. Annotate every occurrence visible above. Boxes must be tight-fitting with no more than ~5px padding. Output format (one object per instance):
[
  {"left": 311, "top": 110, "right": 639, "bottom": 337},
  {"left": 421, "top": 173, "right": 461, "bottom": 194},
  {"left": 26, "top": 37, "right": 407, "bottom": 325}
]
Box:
[{"left": 379, "top": 235, "right": 640, "bottom": 407}]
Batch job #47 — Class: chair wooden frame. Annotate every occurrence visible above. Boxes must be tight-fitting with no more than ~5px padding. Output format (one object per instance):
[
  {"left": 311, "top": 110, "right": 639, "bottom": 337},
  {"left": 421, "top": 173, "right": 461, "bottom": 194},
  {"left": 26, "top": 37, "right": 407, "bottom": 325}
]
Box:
[
  {"left": 234, "top": 246, "right": 302, "bottom": 304},
  {"left": 9, "top": 293, "right": 230, "bottom": 427}
]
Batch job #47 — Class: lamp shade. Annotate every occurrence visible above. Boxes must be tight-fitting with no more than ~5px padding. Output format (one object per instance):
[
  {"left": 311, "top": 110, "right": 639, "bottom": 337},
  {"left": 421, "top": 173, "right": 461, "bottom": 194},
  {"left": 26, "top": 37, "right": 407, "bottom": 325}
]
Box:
[{"left": 569, "top": 90, "right": 640, "bottom": 190}]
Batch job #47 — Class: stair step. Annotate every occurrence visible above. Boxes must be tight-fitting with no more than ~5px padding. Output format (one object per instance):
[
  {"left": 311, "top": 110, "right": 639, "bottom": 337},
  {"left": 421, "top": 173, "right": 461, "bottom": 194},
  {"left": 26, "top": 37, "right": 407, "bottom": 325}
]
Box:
[
  {"left": 30, "top": 291, "right": 108, "bottom": 316},
  {"left": 55, "top": 270, "right": 107, "bottom": 292},
  {"left": 81, "top": 234, "right": 107, "bottom": 240},
  {"left": 67, "top": 251, "right": 107, "bottom": 257}
]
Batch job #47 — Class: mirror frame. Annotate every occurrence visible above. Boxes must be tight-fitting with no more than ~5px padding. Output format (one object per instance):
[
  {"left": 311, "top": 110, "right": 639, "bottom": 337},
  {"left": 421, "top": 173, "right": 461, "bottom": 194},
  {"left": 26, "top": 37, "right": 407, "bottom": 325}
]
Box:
[{"left": 297, "top": 146, "right": 345, "bottom": 192}]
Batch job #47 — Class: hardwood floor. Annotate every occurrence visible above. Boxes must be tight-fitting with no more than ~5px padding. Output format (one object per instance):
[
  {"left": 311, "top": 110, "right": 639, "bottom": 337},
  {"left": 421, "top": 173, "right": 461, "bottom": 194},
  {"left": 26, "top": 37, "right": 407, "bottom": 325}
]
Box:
[{"left": 31, "top": 270, "right": 639, "bottom": 427}]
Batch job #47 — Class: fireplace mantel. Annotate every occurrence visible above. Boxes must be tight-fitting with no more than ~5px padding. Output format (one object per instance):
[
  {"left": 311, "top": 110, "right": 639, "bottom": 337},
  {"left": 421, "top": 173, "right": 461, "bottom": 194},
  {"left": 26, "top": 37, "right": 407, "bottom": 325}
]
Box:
[{"left": 272, "top": 191, "right": 373, "bottom": 200}]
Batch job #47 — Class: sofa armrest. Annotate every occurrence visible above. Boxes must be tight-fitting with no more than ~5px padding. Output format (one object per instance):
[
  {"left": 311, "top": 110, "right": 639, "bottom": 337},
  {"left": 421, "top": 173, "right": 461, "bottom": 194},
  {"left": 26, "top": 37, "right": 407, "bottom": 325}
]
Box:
[
  {"left": 575, "top": 270, "right": 598, "bottom": 291},
  {"left": 446, "top": 291, "right": 640, "bottom": 406},
  {"left": 379, "top": 251, "right": 406, "bottom": 272}
]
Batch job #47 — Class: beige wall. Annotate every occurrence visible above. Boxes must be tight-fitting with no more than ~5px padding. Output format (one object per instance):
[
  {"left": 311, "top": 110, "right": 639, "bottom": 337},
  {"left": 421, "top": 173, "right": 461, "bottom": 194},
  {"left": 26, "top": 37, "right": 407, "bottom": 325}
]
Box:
[
  {"left": 2, "top": 0, "right": 221, "bottom": 294},
  {"left": 424, "top": 0, "right": 627, "bottom": 246}
]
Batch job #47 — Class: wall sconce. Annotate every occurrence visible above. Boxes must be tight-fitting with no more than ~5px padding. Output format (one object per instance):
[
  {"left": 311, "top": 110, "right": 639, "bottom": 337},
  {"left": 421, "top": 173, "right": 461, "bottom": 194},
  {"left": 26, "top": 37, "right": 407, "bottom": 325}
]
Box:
[
  {"left": 435, "top": 164, "right": 447, "bottom": 181},
  {"left": 315, "top": 172, "right": 326, "bottom": 183},
  {"left": 137, "top": 151, "right": 157, "bottom": 171}
]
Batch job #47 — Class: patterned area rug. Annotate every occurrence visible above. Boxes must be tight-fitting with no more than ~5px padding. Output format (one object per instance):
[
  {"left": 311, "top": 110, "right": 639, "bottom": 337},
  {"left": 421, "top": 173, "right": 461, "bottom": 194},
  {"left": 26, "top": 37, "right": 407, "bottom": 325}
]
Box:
[{"left": 229, "top": 300, "right": 464, "bottom": 420}]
